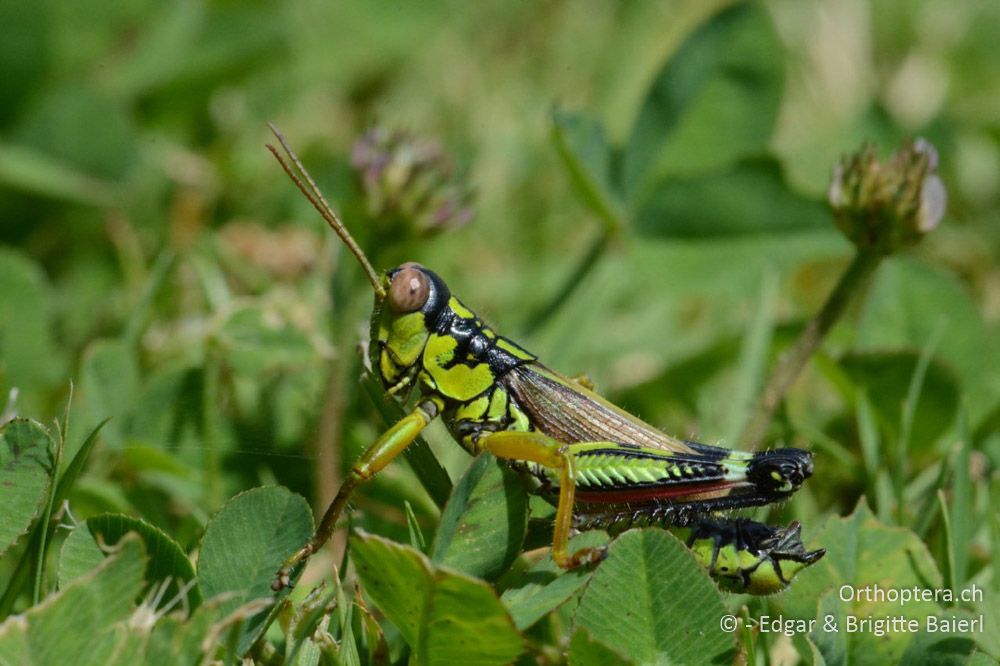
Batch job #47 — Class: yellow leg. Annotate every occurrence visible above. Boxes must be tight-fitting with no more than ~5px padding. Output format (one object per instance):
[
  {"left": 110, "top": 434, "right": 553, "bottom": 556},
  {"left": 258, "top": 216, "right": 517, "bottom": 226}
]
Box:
[
  {"left": 477, "top": 431, "right": 607, "bottom": 569},
  {"left": 272, "top": 402, "right": 435, "bottom": 590}
]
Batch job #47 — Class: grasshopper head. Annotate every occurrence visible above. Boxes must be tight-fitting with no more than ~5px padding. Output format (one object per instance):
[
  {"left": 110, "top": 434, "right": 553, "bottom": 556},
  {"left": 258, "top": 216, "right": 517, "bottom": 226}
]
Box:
[
  {"left": 371, "top": 262, "right": 451, "bottom": 394},
  {"left": 265, "top": 127, "right": 452, "bottom": 397}
]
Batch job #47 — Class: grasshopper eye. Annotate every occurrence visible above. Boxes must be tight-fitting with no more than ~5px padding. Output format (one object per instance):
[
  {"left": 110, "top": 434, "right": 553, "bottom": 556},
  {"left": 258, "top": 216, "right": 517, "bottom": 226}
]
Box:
[{"left": 388, "top": 264, "right": 430, "bottom": 313}]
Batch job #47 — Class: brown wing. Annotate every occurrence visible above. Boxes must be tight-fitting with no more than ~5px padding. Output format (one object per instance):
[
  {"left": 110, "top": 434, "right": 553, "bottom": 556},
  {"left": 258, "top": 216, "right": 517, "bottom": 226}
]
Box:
[{"left": 502, "top": 363, "right": 696, "bottom": 453}]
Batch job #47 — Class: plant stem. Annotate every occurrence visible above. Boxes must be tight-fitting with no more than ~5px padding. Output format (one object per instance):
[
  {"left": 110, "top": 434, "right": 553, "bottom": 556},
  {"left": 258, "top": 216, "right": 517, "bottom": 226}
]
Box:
[
  {"left": 742, "top": 249, "right": 882, "bottom": 450},
  {"left": 313, "top": 351, "right": 349, "bottom": 561},
  {"left": 524, "top": 230, "right": 610, "bottom": 334},
  {"left": 310, "top": 257, "right": 359, "bottom": 567},
  {"left": 32, "top": 424, "right": 64, "bottom": 604},
  {"left": 202, "top": 351, "right": 222, "bottom": 508}
]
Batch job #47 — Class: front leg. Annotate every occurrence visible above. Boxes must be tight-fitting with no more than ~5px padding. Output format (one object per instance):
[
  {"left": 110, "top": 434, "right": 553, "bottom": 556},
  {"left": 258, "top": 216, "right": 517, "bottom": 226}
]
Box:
[
  {"left": 272, "top": 400, "right": 437, "bottom": 590},
  {"left": 476, "top": 430, "right": 607, "bottom": 569}
]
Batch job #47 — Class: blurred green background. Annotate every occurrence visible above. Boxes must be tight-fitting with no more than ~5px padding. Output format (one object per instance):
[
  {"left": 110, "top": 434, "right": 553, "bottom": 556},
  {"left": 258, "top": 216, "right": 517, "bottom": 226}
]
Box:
[{"left": 1, "top": 0, "right": 999, "bottom": 645}]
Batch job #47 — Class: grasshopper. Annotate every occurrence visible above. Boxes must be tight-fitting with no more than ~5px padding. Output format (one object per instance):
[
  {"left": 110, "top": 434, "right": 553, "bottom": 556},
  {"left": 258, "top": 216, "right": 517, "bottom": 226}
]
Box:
[{"left": 266, "top": 125, "right": 823, "bottom": 595}]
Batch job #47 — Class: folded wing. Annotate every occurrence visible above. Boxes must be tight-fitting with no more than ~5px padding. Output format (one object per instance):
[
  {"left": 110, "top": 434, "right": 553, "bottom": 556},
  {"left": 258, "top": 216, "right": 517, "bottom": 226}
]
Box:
[{"left": 503, "top": 363, "right": 697, "bottom": 453}]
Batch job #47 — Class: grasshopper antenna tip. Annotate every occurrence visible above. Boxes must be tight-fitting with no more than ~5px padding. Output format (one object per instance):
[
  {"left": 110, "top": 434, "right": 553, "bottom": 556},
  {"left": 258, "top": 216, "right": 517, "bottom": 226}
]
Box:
[{"left": 266, "top": 123, "right": 386, "bottom": 299}]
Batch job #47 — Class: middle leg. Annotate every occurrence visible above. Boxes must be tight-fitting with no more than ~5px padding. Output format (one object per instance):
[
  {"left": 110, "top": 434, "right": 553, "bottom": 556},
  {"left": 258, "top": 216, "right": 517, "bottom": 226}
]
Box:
[{"left": 476, "top": 430, "right": 607, "bottom": 569}]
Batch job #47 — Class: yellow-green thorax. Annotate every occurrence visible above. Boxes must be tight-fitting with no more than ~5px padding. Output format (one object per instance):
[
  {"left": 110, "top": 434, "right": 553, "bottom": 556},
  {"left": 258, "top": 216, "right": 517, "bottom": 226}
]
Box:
[{"left": 371, "top": 265, "right": 535, "bottom": 408}]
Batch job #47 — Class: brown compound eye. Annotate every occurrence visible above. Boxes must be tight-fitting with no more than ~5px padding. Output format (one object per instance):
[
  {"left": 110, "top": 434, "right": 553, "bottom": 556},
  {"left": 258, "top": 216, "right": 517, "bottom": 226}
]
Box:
[{"left": 388, "top": 263, "right": 430, "bottom": 313}]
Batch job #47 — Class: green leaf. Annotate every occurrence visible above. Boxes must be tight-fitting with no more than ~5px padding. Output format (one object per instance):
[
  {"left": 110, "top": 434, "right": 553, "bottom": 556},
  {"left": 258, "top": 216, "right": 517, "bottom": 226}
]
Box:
[
  {"left": 615, "top": 334, "right": 740, "bottom": 421},
  {"left": 57, "top": 524, "right": 104, "bottom": 590},
  {"left": 633, "top": 158, "right": 829, "bottom": 238},
  {"left": 572, "top": 529, "right": 732, "bottom": 666},
  {"left": 624, "top": 3, "right": 784, "bottom": 199},
  {"left": 12, "top": 84, "right": 136, "bottom": 181},
  {"left": 551, "top": 108, "right": 625, "bottom": 235},
  {"left": 963, "top": 653, "right": 1000, "bottom": 666},
  {"left": 144, "top": 603, "right": 226, "bottom": 666},
  {"left": 500, "top": 531, "right": 608, "bottom": 630},
  {"left": 840, "top": 351, "right": 960, "bottom": 454},
  {"left": 103, "top": 2, "right": 286, "bottom": 98},
  {"left": 0, "top": 534, "right": 146, "bottom": 666},
  {"left": 0, "top": 249, "right": 65, "bottom": 391},
  {"left": 0, "top": 2, "right": 45, "bottom": 127},
  {"left": 568, "top": 628, "right": 634, "bottom": 666},
  {"left": 197, "top": 486, "right": 313, "bottom": 656},
  {"left": 0, "top": 143, "right": 118, "bottom": 206},
  {"left": 430, "top": 454, "right": 527, "bottom": 581},
  {"left": 965, "top": 511, "right": 1000, "bottom": 661},
  {"left": 776, "top": 500, "right": 945, "bottom": 664},
  {"left": 0, "top": 419, "right": 53, "bottom": 558},
  {"left": 898, "top": 615, "right": 979, "bottom": 665},
  {"left": 216, "top": 304, "right": 319, "bottom": 376},
  {"left": 351, "top": 531, "right": 524, "bottom": 666},
  {"left": 0, "top": 419, "right": 109, "bottom": 616},
  {"left": 79, "top": 339, "right": 140, "bottom": 449},
  {"left": 58, "top": 514, "right": 202, "bottom": 609},
  {"left": 973, "top": 399, "right": 1000, "bottom": 448},
  {"left": 125, "top": 367, "right": 199, "bottom": 449},
  {"left": 857, "top": 257, "right": 1000, "bottom": 422}
]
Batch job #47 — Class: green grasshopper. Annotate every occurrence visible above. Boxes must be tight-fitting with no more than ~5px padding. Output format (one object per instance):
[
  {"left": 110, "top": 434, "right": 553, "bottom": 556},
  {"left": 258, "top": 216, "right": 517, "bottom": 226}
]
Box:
[{"left": 266, "top": 125, "right": 824, "bottom": 595}]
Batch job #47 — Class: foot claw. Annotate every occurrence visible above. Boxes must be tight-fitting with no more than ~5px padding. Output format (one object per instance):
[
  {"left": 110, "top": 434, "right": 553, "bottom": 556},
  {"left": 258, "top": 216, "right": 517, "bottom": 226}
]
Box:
[
  {"left": 573, "top": 545, "right": 608, "bottom": 567},
  {"left": 271, "top": 571, "right": 292, "bottom": 592},
  {"left": 271, "top": 544, "right": 315, "bottom": 592},
  {"left": 555, "top": 545, "right": 608, "bottom": 569}
]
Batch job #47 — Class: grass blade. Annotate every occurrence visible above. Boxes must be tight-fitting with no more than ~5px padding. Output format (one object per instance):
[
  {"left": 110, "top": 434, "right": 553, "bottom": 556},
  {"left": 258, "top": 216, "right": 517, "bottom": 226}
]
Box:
[
  {"left": 896, "top": 324, "right": 943, "bottom": 516},
  {"left": 949, "top": 407, "right": 972, "bottom": 587},
  {"left": 937, "top": 490, "right": 957, "bottom": 596},
  {"left": 0, "top": 418, "right": 109, "bottom": 616},
  {"left": 726, "top": 269, "right": 776, "bottom": 447}
]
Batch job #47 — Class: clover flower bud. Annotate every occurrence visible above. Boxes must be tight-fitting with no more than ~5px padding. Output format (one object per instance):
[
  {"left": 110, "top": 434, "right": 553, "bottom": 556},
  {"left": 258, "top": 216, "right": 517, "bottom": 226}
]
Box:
[
  {"left": 828, "top": 139, "right": 946, "bottom": 253},
  {"left": 351, "top": 128, "right": 474, "bottom": 235}
]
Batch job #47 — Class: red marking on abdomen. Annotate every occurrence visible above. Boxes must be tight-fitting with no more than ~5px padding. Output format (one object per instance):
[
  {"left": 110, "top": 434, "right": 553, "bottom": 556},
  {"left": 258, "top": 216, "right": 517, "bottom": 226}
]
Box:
[{"left": 575, "top": 480, "right": 742, "bottom": 505}]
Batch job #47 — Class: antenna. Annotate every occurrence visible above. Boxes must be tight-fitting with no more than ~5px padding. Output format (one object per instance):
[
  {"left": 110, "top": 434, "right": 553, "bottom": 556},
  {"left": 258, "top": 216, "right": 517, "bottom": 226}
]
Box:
[{"left": 266, "top": 123, "right": 386, "bottom": 299}]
